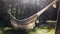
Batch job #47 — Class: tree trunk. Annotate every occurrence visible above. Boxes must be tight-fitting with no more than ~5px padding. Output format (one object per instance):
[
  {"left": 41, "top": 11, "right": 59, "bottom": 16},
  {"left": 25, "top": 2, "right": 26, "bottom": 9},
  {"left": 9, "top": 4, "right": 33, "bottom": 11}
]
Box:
[{"left": 55, "top": 5, "right": 60, "bottom": 34}]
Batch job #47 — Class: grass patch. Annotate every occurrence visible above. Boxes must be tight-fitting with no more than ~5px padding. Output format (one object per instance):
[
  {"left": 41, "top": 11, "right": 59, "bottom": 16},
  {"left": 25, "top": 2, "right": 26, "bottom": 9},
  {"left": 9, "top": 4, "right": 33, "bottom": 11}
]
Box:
[
  {"left": 27, "top": 24, "right": 55, "bottom": 34},
  {"left": 0, "top": 24, "right": 55, "bottom": 34}
]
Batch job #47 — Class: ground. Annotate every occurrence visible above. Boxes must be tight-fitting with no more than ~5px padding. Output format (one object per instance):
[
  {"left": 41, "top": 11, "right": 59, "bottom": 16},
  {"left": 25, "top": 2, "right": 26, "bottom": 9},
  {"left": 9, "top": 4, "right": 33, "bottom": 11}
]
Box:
[{"left": 0, "top": 23, "right": 56, "bottom": 34}]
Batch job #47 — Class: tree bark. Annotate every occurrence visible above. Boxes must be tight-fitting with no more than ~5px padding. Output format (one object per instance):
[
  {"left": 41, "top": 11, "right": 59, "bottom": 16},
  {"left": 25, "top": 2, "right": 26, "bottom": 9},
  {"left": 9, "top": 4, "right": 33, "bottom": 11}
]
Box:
[{"left": 55, "top": 5, "right": 60, "bottom": 34}]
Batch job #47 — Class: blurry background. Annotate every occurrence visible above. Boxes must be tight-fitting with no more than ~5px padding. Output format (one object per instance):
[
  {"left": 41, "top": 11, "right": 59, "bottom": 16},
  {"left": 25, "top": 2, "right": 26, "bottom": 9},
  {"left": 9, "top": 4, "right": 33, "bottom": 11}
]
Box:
[{"left": 0, "top": 0, "right": 59, "bottom": 34}]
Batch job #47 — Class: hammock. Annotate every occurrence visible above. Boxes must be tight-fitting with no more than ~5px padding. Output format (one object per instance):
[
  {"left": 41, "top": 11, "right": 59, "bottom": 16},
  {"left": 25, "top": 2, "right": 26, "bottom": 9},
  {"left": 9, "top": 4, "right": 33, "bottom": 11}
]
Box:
[{"left": 8, "top": 0, "right": 58, "bottom": 29}]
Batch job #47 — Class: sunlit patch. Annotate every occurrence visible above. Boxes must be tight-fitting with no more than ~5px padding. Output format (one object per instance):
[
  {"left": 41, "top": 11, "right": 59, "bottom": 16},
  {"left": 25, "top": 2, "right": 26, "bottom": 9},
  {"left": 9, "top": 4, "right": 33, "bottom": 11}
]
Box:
[
  {"left": 36, "top": 20, "right": 39, "bottom": 23},
  {"left": 53, "top": 3, "right": 56, "bottom": 8}
]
